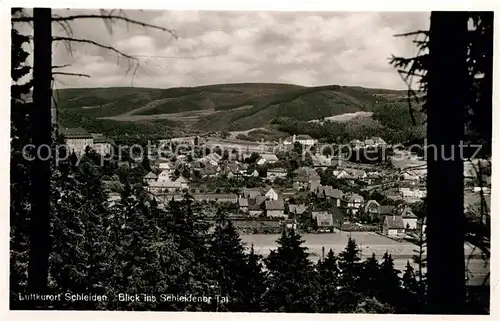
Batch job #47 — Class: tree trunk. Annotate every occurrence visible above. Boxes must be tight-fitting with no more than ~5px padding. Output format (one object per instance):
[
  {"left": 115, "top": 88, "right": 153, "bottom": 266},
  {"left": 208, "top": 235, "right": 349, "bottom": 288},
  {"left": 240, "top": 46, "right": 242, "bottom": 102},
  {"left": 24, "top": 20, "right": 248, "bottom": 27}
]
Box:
[
  {"left": 426, "top": 11, "right": 468, "bottom": 314},
  {"left": 27, "top": 8, "right": 52, "bottom": 300}
]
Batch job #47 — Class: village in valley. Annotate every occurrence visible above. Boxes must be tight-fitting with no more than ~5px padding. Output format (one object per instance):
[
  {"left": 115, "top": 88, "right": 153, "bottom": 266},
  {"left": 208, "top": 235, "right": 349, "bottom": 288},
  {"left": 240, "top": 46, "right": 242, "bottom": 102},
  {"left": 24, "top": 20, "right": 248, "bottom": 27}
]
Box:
[{"left": 60, "top": 126, "right": 491, "bottom": 262}]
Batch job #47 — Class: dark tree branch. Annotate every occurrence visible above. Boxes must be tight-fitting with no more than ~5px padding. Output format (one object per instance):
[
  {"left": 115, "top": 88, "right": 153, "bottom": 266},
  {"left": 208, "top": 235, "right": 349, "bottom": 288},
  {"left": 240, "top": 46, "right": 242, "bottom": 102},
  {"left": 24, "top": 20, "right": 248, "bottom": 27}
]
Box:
[
  {"left": 394, "top": 30, "right": 430, "bottom": 37},
  {"left": 52, "top": 72, "right": 91, "bottom": 78},
  {"left": 52, "top": 64, "right": 71, "bottom": 69},
  {"left": 53, "top": 36, "right": 135, "bottom": 60},
  {"left": 52, "top": 36, "right": 139, "bottom": 76},
  {"left": 13, "top": 14, "right": 177, "bottom": 38}
]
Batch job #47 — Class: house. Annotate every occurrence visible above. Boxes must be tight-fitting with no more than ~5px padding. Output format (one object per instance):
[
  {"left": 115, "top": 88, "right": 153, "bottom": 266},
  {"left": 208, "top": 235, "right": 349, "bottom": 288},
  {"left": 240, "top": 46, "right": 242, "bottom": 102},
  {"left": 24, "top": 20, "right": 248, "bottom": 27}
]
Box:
[
  {"left": 158, "top": 161, "right": 174, "bottom": 174},
  {"left": 316, "top": 213, "right": 334, "bottom": 232},
  {"left": 364, "top": 200, "right": 381, "bottom": 219},
  {"left": 260, "top": 153, "right": 279, "bottom": 164},
  {"left": 91, "top": 134, "right": 114, "bottom": 155},
  {"left": 382, "top": 215, "right": 406, "bottom": 236},
  {"left": 396, "top": 205, "right": 418, "bottom": 230},
  {"left": 193, "top": 193, "right": 238, "bottom": 203},
  {"left": 248, "top": 199, "right": 264, "bottom": 217},
  {"left": 201, "top": 153, "right": 222, "bottom": 166},
  {"left": 143, "top": 172, "right": 158, "bottom": 184},
  {"left": 238, "top": 198, "right": 249, "bottom": 213},
  {"left": 342, "top": 193, "right": 364, "bottom": 215},
  {"left": 174, "top": 176, "right": 189, "bottom": 190},
  {"left": 265, "top": 199, "right": 286, "bottom": 218},
  {"left": 328, "top": 189, "right": 344, "bottom": 207},
  {"left": 293, "top": 170, "right": 321, "bottom": 191},
  {"left": 60, "top": 127, "right": 93, "bottom": 154},
  {"left": 287, "top": 204, "right": 309, "bottom": 216},
  {"left": 400, "top": 170, "right": 420, "bottom": 185},
  {"left": 366, "top": 171, "right": 383, "bottom": 184},
  {"left": 295, "top": 134, "right": 317, "bottom": 146},
  {"left": 309, "top": 180, "right": 321, "bottom": 192},
  {"left": 312, "top": 210, "right": 329, "bottom": 220},
  {"left": 157, "top": 170, "right": 172, "bottom": 182},
  {"left": 293, "top": 175, "right": 309, "bottom": 191},
  {"left": 314, "top": 186, "right": 343, "bottom": 205},
  {"left": 146, "top": 180, "right": 182, "bottom": 194},
  {"left": 399, "top": 187, "right": 426, "bottom": 202},
  {"left": 335, "top": 169, "right": 352, "bottom": 180},
  {"left": 285, "top": 134, "right": 317, "bottom": 147},
  {"left": 264, "top": 187, "right": 279, "bottom": 201},
  {"left": 242, "top": 188, "right": 262, "bottom": 200},
  {"left": 267, "top": 167, "right": 287, "bottom": 180},
  {"left": 364, "top": 200, "right": 395, "bottom": 221},
  {"left": 311, "top": 155, "right": 331, "bottom": 168}
]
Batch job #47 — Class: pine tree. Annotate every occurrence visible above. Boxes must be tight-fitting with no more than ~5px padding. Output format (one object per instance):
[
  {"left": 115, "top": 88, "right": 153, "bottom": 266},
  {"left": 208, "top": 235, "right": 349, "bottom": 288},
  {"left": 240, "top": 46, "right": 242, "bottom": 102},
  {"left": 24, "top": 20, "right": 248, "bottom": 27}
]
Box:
[
  {"left": 160, "top": 195, "right": 212, "bottom": 311},
  {"left": 10, "top": 12, "right": 33, "bottom": 308},
  {"left": 262, "top": 229, "right": 318, "bottom": 312},
  {"left": 240, "top": 244, "right": 267, "bottom": 312},
  {"left": 400, "top": 261, "right": 419, "bottom": 313},
  {"left": 359, "top": 253, "right": 380, "bottom": 298},
  {"left": 316, "top": 249, "right": 341, "bottom": 312},
  {"left": 378, "top": 252, "right": 402, "bottom": 308},
  {"left": 336, "top": 237, "right": 362, "bottom": 312},
  {"left": 207, "top": 211, "right": 250, "bottom": 311}
]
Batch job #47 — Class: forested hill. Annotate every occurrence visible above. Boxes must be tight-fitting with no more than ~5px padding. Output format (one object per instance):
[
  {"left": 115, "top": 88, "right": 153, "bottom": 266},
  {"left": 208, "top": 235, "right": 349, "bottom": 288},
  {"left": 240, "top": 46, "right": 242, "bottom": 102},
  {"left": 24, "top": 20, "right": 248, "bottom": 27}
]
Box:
[{"left": 55, "top": 83, "right": 415, "bottom": 133}]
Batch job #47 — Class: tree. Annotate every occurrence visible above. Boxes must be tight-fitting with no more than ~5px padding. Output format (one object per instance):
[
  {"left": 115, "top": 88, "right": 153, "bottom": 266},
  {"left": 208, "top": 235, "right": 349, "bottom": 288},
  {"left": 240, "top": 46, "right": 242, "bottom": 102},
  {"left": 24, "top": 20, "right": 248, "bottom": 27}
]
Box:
[
  {"left": 207, "top": 212, "right": 250, "bottom": 311},
  {"left": 10, "top": 10, "right": 34, "bottom": 308},
  {"left": 28, "top": 8, "right": 53, "bottom": 296},
  {"left": 11, "top": 9, "right": 174, "bottom": 295},
  {"left": 425, "top": 12, "right": 468, "bottom": 313},
  {"left": 316, "top": 249, "right": 341, "bottom": 312},
  {"left": 378, "top": 252, "right": 401, "bottom": 308},
  {"left": 391, "top": 11, "right": 492, "bottom": 313},
  {"left": 400, "top": 261, "right": 419, "bottom": 313},
  {"left": 336, "top": 237, "right": 362, "bottom": 312},
  {"left": 262, "top": 229, "right": 318, "bottom": 312},
  {"left": 240, "top": 244, "right": 267, "bottom": 312},
  {"left": 359, "top": 253, "right": 380, "bottom": 298}
]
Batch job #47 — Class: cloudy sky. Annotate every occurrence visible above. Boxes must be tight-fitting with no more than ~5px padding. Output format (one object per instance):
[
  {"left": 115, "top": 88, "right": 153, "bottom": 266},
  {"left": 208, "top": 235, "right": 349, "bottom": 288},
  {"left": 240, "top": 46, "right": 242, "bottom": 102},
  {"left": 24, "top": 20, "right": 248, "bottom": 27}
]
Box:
[{"left": 44, "top": 10, "right": 430, "bottom": 89}]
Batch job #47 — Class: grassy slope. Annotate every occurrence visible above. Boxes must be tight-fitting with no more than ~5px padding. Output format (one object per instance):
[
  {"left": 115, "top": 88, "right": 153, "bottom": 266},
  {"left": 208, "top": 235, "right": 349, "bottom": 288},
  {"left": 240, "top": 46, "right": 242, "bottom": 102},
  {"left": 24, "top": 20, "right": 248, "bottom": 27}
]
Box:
[{"left": 56, "top": 83, "right": 410, "bottom": 133}]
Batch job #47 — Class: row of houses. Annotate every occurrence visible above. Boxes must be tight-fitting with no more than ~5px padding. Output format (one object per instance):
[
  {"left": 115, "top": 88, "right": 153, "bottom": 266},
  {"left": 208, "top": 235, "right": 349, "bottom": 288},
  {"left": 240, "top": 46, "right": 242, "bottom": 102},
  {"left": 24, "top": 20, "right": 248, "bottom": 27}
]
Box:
[{"left": 349, "top": 137, "right": 388, "bottom": 148}]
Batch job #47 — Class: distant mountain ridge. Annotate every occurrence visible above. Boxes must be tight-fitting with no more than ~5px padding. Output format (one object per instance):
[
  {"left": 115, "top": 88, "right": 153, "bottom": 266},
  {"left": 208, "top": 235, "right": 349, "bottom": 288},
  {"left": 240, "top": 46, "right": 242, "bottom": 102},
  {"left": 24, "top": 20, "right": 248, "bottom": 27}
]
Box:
[{"left": 55, "top": 83, "right": 412, "bottom": 132}]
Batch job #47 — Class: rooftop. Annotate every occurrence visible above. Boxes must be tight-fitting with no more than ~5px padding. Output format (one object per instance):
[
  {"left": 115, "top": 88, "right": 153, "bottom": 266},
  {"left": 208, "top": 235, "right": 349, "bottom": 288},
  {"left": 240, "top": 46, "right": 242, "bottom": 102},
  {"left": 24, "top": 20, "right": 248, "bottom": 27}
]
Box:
[
  {"left": 60, "top": 127, "right": 93, "bottom": 139},
  {"left": 384, "top": 215, "right": 405, "bottom": 229}
]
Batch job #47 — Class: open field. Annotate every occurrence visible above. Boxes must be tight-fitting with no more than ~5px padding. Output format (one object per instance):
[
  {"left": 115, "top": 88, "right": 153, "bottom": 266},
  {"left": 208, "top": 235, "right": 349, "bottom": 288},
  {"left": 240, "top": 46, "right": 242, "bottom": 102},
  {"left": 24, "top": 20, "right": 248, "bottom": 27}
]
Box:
[{"left": 101, "top": 108, "right": 218, "bottom": 124}]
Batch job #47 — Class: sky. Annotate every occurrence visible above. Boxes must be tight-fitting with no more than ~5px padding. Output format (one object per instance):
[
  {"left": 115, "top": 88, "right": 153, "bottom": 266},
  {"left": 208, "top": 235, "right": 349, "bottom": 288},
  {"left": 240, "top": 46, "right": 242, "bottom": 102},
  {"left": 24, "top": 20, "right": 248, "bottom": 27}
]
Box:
[{"left": 28, "top": 10, "right": 430, "bottom": 89}]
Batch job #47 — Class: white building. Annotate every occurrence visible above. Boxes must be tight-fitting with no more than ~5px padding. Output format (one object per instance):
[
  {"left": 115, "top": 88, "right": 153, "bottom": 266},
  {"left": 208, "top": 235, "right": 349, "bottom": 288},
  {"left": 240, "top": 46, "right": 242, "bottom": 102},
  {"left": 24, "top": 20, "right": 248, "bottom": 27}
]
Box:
[
  {"left": 60, "top": 128, "right": 93, "bottom": 154},
  {"left": 264, "top": 187, "right": 279, "bottom": 201}
]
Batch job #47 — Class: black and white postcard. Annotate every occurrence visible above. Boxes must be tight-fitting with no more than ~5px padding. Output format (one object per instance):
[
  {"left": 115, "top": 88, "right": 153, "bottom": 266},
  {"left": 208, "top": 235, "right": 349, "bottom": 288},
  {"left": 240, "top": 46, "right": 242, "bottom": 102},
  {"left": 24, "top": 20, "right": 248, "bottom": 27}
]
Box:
[{"left": 4, "top": 1, "right": 496, "bottom": 319}]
